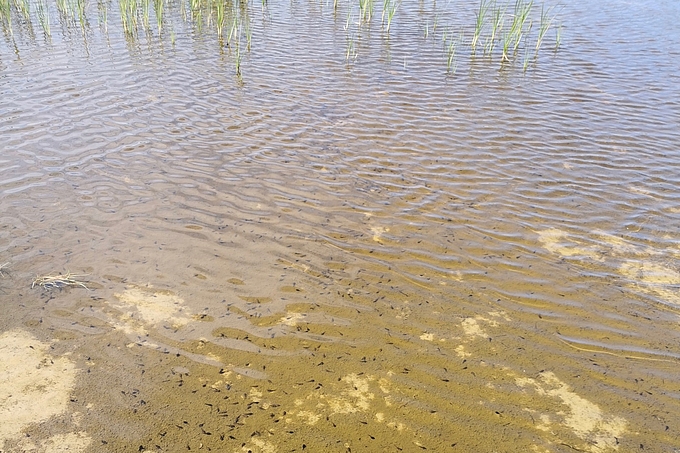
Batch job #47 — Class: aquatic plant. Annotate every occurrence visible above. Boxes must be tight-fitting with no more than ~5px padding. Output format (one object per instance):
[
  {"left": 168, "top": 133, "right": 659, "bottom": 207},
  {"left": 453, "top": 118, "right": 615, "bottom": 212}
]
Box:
[
  {"left": 0, "top": 0, "right": 561, "bottom": 78},
  {"left": 358, "top": 0, "right": 373, "bottom": 24},
  {"left": 141, "top": 0, "right": 151, "bottom": 32},
  {"left": 153, "top": 0, "right": 163, "bottom": 34},
  {"left": 487, "top": 1, "right": 505, "bottom": 53},
  {"left": 13, "top": 0, "right": 30, "bottom": 21},
  {"left": 433, "top": 0, "right": 558, "bottom": 70},
  {"left": 471, "top": 0, "right": 490, "bottom": 52},
  {"left": 344, "top": 6, "right": 351, "bottom": 30},
  {"left": 0, "top": 0, "right": 10, "bottom": 25},
  {"left": 55, "top": 0, "right": 67, "bottom": 16},
  {"left": 76, "top": 0, "right": 87, "bottom": 28},
  {"left": 499, "top": 0, "right": 532, "bottom": 62},
  {"left": 535, "top": 3, "right": 556, "bottom": 51},
  {"left": 512, "top": 0, "right": 532, "bottom": 47},
  {"left": 119, "top": 0, "right": 139, "bottom": 36},
  {"left": 215, "top": 0, "right": 225, "bottom": 39},
  {"left": 0, "top": 3, "right": 10, "bottom": 35},
  {"left": 381, "top": 0, "right": 397, "bottom": 34},
  {"left": 227, "top": 9, "right": 237, "bottom": 45},
  {"left": 445, "top": 34, "right": 459, "bottom": 74},
  {"left": 36, "top": 0, "right": 51, "bottom": 36}
]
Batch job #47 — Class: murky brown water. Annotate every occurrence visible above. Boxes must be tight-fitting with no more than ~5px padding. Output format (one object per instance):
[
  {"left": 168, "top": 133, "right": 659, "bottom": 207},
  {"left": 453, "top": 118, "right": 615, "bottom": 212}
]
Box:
[{"left": 2, "top": 0, "right": 680, "bottom": 451}]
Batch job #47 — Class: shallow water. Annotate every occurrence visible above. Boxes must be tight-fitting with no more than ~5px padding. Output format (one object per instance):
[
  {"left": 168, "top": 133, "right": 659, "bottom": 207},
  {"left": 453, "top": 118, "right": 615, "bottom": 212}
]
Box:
[{"left": 1, "top": 0, "right": 680, "bottom": 451}]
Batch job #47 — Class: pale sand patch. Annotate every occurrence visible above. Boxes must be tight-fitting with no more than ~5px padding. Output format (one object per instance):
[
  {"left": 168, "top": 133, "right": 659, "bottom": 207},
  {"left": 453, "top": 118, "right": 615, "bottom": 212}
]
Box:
[
  {"left": 286, "top": 373, "right": 387, "bottom": 427},
  {"left": 0, "top": 329, "right": 89, "bottom": 450},
  {"left": 461, "top": 317, "right": 490, "bottom": 339},
  {"left": 455, "top": 344, "right": 471, "bottom": 358},
  {"left": 394, "top": 305, "right": 412, "bottom": 320},
  {"left": 594, "top": 231, "right": 647, "bottom": 256},
  {"left": 19, "top": 431, "right": 92, "bottom": 452},
  {"left": 279, "top": 312, "right": 306, "bottom": 327},
  {"left": 538, "top": 228, "right": 680, "bottom": 307},
  {"left": 370, "top": 226, "right": 389, "bottom": 243},
  {"left": 327, "top": 373, "right": 375, "bottom": 414},
  {"left": 296, "top": 410, "right": 321, "bottom": 425},
  {"left": 114, "top": 285, "right": 192, "bottom": 328},
  {"left": 537, "top": 228, "right": 603, "bottom": 261},
  {"left": 620, "top": 261, "right": 680, "bottom": 306},
  {"left": 517, "top": 372, "right": 626, "bottom": 452},
  {"left": 488, "top": 310, "right": 512, "bottom": 321},
  {"left": 621, "top": 261, "right": 680, "bottom": 284},
  {"left": 238, "top": 437, "right": 277, "bottom": 453},
  {"left": 452, "top": 315, "right": 503, "bottom": 356},
  {"left": 419, "top": 332, "right": 434, "bottom": 341}
]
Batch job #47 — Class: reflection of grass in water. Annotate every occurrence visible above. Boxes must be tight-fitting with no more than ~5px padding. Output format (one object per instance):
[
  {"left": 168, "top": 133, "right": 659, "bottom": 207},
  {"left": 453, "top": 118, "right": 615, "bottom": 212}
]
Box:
[
  {"left": 97, "top": 0, "right": 107, "bottom": 30},
  {"left": 234, "top": 21, "right": 242, "bottom": 76},
  {"left": 522, "top": 35, "right": 531, "bottom": 72},
  {"left": 345, "top": 32, "right": 356, "bottom": 63}
]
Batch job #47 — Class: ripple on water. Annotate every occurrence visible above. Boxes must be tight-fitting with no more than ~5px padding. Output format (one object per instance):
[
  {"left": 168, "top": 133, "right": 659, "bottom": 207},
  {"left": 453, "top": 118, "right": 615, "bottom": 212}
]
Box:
[{"left": 1, "top": 0, "right": 680, "bottom": 451}]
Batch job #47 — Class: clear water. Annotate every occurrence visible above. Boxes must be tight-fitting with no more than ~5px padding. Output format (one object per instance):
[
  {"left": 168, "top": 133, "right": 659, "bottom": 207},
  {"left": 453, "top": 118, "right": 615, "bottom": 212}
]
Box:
[{"left": 1, "top": 0, "right": 680, "bottom": 451}]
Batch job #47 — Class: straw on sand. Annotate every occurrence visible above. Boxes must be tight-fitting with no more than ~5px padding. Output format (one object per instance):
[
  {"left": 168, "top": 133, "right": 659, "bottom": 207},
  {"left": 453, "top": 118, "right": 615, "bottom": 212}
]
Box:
[{"left": 32, "top": 272, "right": 89, "bottom": 290}]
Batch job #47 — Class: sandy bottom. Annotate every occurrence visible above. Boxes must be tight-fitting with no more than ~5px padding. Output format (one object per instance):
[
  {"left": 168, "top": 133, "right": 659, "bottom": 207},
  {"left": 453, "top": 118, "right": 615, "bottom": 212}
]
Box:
[
  {"left": 0, "top": 294, "right": 637, "bottom": 453},
  {"left": 2, "top": 225, "right": 679, "bottom": 452}
]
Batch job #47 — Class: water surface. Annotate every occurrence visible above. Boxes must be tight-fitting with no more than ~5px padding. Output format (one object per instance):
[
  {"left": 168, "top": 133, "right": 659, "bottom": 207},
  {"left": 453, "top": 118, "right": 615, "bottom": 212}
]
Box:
[{"left": 1, "top": 0, "right": 680, "bottom": 451}]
